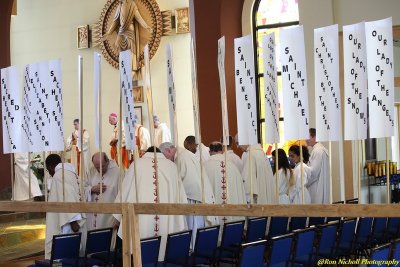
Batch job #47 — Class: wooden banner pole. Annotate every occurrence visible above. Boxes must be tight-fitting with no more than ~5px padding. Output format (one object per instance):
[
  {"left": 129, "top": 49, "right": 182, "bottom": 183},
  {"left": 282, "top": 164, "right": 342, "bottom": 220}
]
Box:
[
  {"left": 43, "top": 152, "right": 47, "bottom": 202},
  {"left": 145, "top": 45, "right": 159, "bottom": 205},
  {"left": 62, "top": 149, "right": 65, "bottom": 202},
  {"left": 190, "top": 39, "right": 205, "bottom": 203},
  {"left": 98, "top": 54, "right": 103, "bottom": 200},
  {"left": 275, "top": 145, "right": 279, "bottom": 204},
  {"left": 358, "top": 140, "right": 362, "bottom": 202},
  {"left": 249, "top": 148, "right": 253, "bottom": 205},
  {"left": 28, "top": 152, "right": 31, "bottom": 199},
  {"left": 329, "top": 141, "right": 333, "bottom": 204},
  {"left": 300, "top": 143, "right": 305, "bottom": 204},
  {"left": 386, "top": 137, "right": 390, "bottom": 204},
  {"left": 118, "top": 92, "right": 123, "bottom": 204},
  {"left": 10, "top": 154, "right": 14, "bottom": 201},
  {"left": 78, "top": 56, "right": 85, "bottom": 199}
]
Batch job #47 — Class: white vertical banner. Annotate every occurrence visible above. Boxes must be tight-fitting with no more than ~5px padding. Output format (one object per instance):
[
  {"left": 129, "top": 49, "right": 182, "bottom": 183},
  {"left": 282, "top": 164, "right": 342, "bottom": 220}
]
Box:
[
  {"left": 1, "top": 66, "right": 26, "bottom": 153},
  {"left": 314, "top": 24, "right": 341, "bottom": 142},
  {"left": 93, "top": 53, "right": 101, "bottom": 149},
  {"left": 144, "top": 45, "right": 156, "bottom": 146},
  {"left": 23, "top": 63, "right": 43, "bottom": 152},
  {"left": 48, "top": 59, "right": 65, "bottom": 151},
  {"left": 262, "top": 33, "right": 279, "bottom": 144},
  {"left": 218, "top": 36, "right": 230, "bottom": 146},
  {"left": 37, "top": 61, "right": 52, "bottom": 150},
  {"left": 166, "top": 44, "right": 177, "bottom": 144},
  {"left": 234, "top": 35, "right": 258, "bottom": 145},
  {"left": 365, "top": 17, "right": 395, "bottom": 138},
  {"left": 119, "top": 50, "right": 136, "bottom": 150},
  {"left": 190, "top": 38, "right": 201, "bottom": 144},
  {"left": 280, "top": 26, "right": 309, "bottom": 140},
  {"left": 343, "top": 22, "right": 368, "bottom": 140}
]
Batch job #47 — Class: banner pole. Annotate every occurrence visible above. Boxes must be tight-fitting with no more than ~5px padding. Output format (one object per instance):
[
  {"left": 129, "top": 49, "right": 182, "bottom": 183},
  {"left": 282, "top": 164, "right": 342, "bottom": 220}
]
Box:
[
  {"left": 358, "top": 140, "right": 362, "bottom": 202},
  {"left": 10, "top": 154, "right": 14, "bottom": 201},
  {"left": 144, "top": 45, "right": 159, "bottom": 205},
  {"left": 275, "top": 144, "right": 279, "bottom": 204},
  {"left": 386, "top": 137, "right": 390, "bottom": 204},
  {"left": 98, "top": 54, "right": 103, "bottom": 200},
  {"left": 43, "top": 152, "right": 47, "bottom": 202},
  {"left": 329, "top": 141, "right": 333, "bottom": 203},
  {"left": 300, "top": 143, "right": 305, "bottom": 204},
  {"left": 249, "top": 148, "right": 253, "bottom": 205},
  {"left": 28, "top": 152, "right": 31, "bottom": 199},
  {"left": 118, "top": 91, "right": 123, "bottom": 204},
  {"left": 78, "top": 55, "right": 85, "bottom": 199},
  {"left": 190, "top": 38, "right": 204, "bottom": 203},
  {"left": 62, "top": 149, "right": 65, "bottom": 202},
  {"left": 166, "top": 44, "right": 181, "bottom": 201}
]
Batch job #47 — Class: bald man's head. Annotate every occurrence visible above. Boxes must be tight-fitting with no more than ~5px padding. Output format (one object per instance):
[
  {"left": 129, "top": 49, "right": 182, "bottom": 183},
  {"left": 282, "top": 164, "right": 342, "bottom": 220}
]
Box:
[{"left": 92, "top": 152, "right": 110, "bottom": 174}]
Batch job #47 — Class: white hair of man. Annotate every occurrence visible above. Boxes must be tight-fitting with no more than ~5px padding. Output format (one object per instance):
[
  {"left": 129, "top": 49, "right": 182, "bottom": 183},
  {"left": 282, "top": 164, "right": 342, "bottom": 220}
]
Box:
[{"left": 159, "top": 142, "right": 175, "bottom": 153}]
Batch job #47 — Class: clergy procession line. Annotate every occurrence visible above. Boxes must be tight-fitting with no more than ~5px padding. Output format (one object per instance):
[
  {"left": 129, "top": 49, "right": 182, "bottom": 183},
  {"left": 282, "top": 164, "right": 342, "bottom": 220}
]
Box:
[{"left": 41, "top": 112, "right": 330, "bottom": 262}]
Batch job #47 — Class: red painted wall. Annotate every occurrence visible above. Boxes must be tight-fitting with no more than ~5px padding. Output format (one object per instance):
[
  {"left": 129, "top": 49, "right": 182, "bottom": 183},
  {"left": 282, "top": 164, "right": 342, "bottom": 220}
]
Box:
[
  {"left": 189, "top": 0, "right": 245, "bottom": 151},
  {"left": 0, "top": 0, "right": 13, "bottom": 193}
]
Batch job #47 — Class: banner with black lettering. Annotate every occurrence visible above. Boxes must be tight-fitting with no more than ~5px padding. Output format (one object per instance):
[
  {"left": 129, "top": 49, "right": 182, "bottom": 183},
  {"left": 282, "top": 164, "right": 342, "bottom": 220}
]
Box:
[
  {"left": 314, "top": 24, "right": 341, "bottom": 142},
  {"left": 23, "top": 63, "right": 44, "bottom": 152},
  {"left": 37, "top": 61, "right": 52, "bottom": 151},
  {"left": 119, "top": 50, "right": 136, "bottom": 150},
  {"left": 280, "top": 26, "right": 309, "bottom": 140},
  {"left": 366, "top": 17, "right": 394, "bottom": 138},
  {"left": 262, "top": 33, "right": 279, "bottom": 144},
  {"left": 166, "top": 44, "right": 177, "bottom": 144},
  {"left": 1, "top": 66, "right": 26, "bottom": 153},
  {"left": 343, "top": 22, "right": 367, "bottom": 140},
  {"left": 234, "top": 35, "right": 258, "bottom": 145},
  {"left": 47, "top": 59, "right": 65, "bottom": 151},
  {"left": 93, "top": 53, "right": 101, "bottom": 149},
  {"left": 218, "top": 36, "right": 230, "bottom": 146}
]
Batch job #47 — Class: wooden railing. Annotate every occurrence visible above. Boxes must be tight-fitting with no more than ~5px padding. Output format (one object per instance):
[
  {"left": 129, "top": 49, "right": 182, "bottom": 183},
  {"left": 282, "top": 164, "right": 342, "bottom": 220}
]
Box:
[{"left": 1, "top": 201, "right": 400, "bottom": 266}]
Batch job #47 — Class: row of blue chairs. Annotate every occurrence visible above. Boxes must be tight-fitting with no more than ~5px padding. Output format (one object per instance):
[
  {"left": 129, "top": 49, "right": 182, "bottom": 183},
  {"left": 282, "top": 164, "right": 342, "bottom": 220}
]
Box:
[
  {"left": 31, "top": 227, "right": 114, "bottom": 267},
  {"left": 30, "top": 215, "right": 400, "bottom": 266}
]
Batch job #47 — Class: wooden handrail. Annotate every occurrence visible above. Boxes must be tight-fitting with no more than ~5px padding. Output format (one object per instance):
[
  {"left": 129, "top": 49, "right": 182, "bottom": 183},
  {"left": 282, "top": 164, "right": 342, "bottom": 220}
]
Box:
[{"left": 0, "top": 201, "right": 400, "bottom": 217}]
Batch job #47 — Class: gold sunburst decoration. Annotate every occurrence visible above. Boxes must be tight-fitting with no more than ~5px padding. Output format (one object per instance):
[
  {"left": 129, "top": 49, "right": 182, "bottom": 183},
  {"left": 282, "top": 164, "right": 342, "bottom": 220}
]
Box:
[{"left": 93, "top": 0, "right": 163, "bottom": 71}]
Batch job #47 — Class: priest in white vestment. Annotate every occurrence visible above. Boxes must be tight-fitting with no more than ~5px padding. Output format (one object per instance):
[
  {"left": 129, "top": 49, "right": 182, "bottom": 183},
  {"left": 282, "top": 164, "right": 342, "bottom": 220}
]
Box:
[
  {"left": 222, "top": 136, "right": 243, "bottom": 172},
  {"left": 271, "top": 149, "right": 291, "bottom": 204},
  {"left": 85, "top": 152, "right": 120, "bottom": 230},
  {"left": 114, "top": 147, "right": 187, "bottom": 260},
  {"left": 66, "top": 119, "right": 90, "bottom": 179},
  {"left": 12, "top": 153, "right": 42, "bottom": 201},
  {"left": 185, "top": 134, "right": 210, "bottom": 163},
  {"left": 44, "top": 154, "right": 87, "bottom": 259},
  {"left": 288, "top": 145, "right": 311, "bottom": 204},
  {"left": 153, "top": 115, "right": 171, "bottom": 147},
  {"left": 160, "top": 141, "right": 218, "bottom": 247},
  {"left": 306, "top": 128, "right": 330, "bottom": 204},
  {"left": 241, "top": 144, "right": 275, "bottom": 204},
  {"left": 205, "top": 142, "right": 246, "bottom": 224}
]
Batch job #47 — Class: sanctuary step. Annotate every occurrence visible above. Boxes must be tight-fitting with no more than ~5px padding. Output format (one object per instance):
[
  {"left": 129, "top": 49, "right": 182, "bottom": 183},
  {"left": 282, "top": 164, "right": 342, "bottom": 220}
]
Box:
[{"left": 0, "top": 215, "right": 45, "bottom": 262}]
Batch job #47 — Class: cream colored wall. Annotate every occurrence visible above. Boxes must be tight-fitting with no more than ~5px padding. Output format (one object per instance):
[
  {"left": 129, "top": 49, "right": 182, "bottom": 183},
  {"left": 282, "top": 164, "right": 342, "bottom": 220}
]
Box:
[
  {"left": 10, "top": 0, "right": 193, "bottom": 159},
  {"left": 333, "top": 0, "right": 400, "bottom": 28}
]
